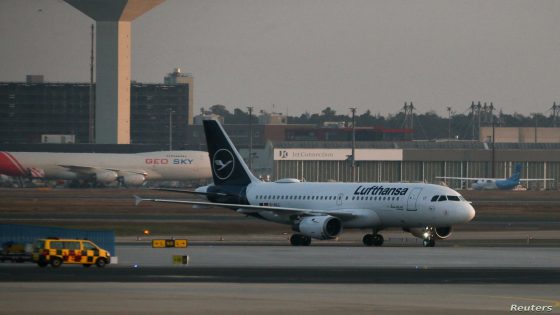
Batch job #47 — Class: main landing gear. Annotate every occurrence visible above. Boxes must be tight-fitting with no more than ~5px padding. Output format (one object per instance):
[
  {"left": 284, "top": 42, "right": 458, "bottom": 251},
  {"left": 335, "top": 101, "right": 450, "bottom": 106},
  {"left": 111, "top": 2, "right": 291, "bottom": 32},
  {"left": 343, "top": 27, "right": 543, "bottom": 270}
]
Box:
[
  {"left": 362, "top": 233, "right": 384, "bottom": 246},
  {"left": 290, "top": 234, "right": 311, "bottom": 246}
]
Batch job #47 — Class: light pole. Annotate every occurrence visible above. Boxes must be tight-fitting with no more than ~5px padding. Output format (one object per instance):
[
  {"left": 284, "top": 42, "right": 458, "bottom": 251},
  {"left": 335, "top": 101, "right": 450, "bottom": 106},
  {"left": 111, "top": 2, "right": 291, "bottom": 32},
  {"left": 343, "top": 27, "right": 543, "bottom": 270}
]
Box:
[
  {"left": 447, "top": 106, "right": 453, "bottom": 140},
  {"left": 247, "top": 106, "right": 253, "bottom": 172},
  {"left": 168, "top": 109, "right": 175, "bottom": 151},
  {"left": 350, "top": 107, "right": 357, "bottom": 182}
]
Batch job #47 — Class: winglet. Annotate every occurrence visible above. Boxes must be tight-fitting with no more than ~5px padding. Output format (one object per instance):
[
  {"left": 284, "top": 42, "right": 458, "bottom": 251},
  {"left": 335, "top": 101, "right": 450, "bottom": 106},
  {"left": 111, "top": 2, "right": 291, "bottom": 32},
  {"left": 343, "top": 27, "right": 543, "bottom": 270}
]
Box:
[{"left": 133, "top": 195, "right": 143, "bottom": 206}]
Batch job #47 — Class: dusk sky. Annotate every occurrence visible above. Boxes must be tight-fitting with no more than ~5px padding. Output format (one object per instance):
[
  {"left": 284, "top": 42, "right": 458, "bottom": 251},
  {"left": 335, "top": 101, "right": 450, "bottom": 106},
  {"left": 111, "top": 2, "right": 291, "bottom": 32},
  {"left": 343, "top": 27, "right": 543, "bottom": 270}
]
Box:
[{"left": 1, "top": 0, "right": 560, "bottom": 117}]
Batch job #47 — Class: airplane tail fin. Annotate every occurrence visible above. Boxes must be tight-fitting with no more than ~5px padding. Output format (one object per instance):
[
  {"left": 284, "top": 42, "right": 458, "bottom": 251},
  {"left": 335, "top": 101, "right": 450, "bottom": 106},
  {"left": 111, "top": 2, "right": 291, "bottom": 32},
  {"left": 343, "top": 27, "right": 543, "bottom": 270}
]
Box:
[
  {"left": 203, "top": 120, "right": 259, "bottom": 186},
  {"left": 509, "top": 163, "right": 522, "bottom": 182}
]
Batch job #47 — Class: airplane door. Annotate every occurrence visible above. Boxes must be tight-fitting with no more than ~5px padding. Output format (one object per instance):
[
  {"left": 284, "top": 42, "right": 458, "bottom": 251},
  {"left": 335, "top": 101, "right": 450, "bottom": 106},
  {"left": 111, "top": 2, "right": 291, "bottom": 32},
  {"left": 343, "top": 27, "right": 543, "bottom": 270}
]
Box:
[
  {"left": 406, "top": 188, "right": 422, "bottom": 211},
  {"left": 337, "top": 193, "right": 344, "bottom": 206}
]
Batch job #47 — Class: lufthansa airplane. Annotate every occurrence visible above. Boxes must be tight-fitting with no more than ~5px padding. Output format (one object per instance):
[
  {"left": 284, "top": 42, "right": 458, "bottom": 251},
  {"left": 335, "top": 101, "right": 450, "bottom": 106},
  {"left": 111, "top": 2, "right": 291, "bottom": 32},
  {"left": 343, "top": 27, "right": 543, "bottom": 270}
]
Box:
[
  {"left": 0, "top": 151, "right": 211, "bottom": 186},
  {"left": 136, "top": 120, "right": 476, "bottom": 247}
]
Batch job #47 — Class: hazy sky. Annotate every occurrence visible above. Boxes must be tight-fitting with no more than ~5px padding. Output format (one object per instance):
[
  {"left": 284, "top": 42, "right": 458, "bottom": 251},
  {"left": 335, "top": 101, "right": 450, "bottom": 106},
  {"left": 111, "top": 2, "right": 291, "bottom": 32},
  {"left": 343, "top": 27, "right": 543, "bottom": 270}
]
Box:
[{"left": 1, "top": 0, "right": 560, "bottom": 117}]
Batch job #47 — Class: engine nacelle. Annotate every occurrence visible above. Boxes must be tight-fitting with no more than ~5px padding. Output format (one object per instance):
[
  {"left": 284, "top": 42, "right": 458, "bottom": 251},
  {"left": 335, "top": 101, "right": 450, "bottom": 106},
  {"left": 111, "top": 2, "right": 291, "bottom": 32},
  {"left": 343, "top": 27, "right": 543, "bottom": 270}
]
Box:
[
  {"left": 94, "top": 171, "right": 118, "bottom": 184},
  {"left": 293, "top": 215, "right": 342, "bottom": 240},
  {"left": 122, "top": 174, "right": 146, "bottom": 186},
  {"left": 406, "top": 226, "right": 453, "bottom": 240}
]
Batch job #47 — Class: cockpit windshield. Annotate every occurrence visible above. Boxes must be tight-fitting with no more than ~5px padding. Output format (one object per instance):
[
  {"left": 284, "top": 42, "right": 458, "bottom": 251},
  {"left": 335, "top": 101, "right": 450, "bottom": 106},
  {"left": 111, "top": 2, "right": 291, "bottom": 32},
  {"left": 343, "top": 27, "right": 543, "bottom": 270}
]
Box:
[{"left": 431, "top": 195, "right": 465, "bottom": 202}]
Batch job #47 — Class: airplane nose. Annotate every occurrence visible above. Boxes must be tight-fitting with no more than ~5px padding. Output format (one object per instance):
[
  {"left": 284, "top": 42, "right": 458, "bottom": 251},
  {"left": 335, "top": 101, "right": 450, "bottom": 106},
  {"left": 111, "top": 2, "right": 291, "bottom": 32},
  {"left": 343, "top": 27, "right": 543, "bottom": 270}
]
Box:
[{"left": 464, "top": 204, "right": 476, "bottom": 222}]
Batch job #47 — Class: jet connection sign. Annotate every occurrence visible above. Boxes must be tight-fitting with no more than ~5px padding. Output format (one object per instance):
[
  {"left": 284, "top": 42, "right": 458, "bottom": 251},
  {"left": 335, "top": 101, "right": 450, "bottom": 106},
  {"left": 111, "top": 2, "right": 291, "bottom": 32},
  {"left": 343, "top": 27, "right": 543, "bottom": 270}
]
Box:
[{"left": 274, "top": 149, "right": 403, "bottom": 161}]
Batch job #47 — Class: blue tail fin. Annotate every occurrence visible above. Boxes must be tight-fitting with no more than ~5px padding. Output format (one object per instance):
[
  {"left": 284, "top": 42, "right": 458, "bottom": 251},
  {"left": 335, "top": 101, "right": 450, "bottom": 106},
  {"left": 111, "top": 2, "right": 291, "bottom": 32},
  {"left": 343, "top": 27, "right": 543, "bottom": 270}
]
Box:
[
  {"left": 203, "top": 120, "right": 259, "bottom": 186},
  {"left": 509, "top": 163, "right": 522, "bottom": 182}
]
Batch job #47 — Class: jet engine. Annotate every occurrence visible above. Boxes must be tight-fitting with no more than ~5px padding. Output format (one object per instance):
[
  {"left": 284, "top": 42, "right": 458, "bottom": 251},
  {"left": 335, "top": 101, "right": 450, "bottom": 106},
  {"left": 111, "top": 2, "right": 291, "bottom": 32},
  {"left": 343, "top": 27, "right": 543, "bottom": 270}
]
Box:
[
  {"left": 406, "top": 226, "right": 453, "bottom": 240},
  {"left": 94, "top": 171, "right": 118, "bottom": 184},
  {"left": 293, "top": 215, "right": 342, "bottom": 240},
  {"left": 121, "top": 174, "right": 146, "bottom": 186}
]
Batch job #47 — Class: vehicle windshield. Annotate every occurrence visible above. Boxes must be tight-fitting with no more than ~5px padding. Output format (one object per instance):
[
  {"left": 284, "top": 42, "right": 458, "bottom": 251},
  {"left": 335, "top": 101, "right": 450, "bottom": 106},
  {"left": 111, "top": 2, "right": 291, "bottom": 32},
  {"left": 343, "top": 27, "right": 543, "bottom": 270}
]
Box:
[{"left": 83, "top": 242, "right": 97, "bottom": 250}]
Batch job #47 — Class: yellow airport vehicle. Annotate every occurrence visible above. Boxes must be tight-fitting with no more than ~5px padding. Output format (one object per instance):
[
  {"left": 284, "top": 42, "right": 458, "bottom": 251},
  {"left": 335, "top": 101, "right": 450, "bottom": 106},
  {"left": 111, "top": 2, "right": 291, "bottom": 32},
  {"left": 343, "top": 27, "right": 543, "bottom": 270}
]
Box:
[{"left": 32, "top": 238, "right": 111, "bottom": 268}]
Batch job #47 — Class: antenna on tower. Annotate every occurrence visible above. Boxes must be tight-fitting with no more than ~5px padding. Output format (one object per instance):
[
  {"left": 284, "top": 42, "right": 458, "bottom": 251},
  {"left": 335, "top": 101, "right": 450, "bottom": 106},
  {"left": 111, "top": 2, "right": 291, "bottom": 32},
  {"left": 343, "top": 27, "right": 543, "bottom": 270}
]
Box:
[
  {"left": 88, "top": 23, "right": 95, "bottom": 144},
  {"left": 551, "top": 102, "right": 560, "bottom": 127},
  {"left": 401, "top": 102, "right": 415, "bottom": 140}
]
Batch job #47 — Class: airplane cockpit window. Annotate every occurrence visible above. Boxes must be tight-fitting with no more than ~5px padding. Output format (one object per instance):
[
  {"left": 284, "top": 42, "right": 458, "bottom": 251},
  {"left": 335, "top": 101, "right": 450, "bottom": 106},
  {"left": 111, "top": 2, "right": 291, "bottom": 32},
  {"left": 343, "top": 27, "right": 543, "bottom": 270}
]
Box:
[
  {"left": 447, "top": 195, "right": 460, "bottom": 201},
  {"left": 431, "top": 195, "right": 439, "bottom": 202},
  {"left": 438, "top": 195, "right": 447, "bottom": 202}
]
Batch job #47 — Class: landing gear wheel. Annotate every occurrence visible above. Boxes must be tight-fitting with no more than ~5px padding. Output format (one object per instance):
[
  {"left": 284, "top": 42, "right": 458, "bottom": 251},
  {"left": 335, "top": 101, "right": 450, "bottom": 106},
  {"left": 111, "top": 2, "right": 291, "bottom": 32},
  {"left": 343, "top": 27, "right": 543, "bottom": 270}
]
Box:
[
  {"left": 363, "top": 234, "right": 384, "bottom": 247},
  {"left": 363, "top": 234, "right": 374, "bottom": 246},
  {"left": 373, "top": 234, "right": 384, "bottom": 246},
  {"left": 423, "top": 239, "right": 436, "bottom": 247},
  {"left": 290, "top": 234, "right": 312, "bottom": 246}
]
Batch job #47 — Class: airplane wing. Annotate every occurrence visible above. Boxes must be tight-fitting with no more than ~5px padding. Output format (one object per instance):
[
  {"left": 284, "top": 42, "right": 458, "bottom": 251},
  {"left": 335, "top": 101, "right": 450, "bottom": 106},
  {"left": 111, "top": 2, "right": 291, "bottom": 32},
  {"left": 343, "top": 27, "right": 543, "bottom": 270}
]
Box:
[
  {"left": 59, "top": 164, "right": 148, "bottom": 176},
  {"left": 134, "top": 196, "right": 357, "bottom": 219},
  {"left": 150, "top": 188, "right": 230, "bottom": 197}
]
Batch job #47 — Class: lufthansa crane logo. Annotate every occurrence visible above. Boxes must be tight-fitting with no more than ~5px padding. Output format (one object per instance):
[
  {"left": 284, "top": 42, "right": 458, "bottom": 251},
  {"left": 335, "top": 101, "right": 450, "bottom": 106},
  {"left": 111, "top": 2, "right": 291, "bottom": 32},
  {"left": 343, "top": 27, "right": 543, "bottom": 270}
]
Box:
[{"left": 212, "top": 149, "right": 235, "bottom": 180}]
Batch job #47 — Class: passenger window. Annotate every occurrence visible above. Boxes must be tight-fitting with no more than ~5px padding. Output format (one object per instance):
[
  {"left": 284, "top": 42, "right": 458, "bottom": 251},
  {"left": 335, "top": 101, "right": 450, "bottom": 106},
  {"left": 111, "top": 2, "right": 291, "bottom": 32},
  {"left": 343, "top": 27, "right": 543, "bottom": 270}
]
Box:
[
  {"left": 431, "top": 195, "right": 439, "bottom": 202},
  {"left": 64, "top": 242, "right": 81, "bottom": 250},
  {"left": 50, "top": 241, "right": 63, "bottom": 249},
  {"left": 438, "top": 195, "right": 447, "bottom": 202},
  {"left": 345, "top": 196, "right": 348, "bottom": 200}
]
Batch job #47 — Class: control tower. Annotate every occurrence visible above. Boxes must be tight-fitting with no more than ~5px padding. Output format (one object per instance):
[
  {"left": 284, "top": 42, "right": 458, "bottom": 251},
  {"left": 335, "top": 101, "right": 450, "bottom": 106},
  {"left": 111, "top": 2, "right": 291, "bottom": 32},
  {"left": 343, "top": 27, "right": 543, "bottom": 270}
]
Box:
[{"left": 65, "top": 0, "right": 164, "bottom": 144}]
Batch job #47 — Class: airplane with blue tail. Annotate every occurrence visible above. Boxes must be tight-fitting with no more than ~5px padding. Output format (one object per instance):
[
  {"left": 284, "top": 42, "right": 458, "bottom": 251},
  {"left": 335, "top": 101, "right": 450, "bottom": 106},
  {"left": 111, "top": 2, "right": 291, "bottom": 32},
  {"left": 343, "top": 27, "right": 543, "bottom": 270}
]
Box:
[{"left": 436, "top": 163, "right": 553, "bottom": 190}]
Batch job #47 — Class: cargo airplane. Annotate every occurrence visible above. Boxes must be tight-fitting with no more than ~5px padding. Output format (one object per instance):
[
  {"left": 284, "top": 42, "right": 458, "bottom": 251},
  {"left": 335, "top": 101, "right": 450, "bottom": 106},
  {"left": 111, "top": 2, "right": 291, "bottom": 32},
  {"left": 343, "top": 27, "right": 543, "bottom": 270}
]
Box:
[
  {"left": 436, "top": 163, "right": 554, "bottom": 190},
  {"left": 135, "top": 120, "right": 476, "bottom": 247},
  {"left": 0, "top": 151, "right": 211, "bottom": 186}
]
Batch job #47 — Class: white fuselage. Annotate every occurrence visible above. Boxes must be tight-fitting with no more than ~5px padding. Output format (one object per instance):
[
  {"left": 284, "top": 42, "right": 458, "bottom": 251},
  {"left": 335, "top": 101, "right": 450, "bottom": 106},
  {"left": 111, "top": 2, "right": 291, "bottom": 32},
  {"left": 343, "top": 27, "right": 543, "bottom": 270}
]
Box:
[
  {"left": 246, "top": 181, "right": 475, "bottom": 229},
  {"left": 0, "top": 151, "right": 211, "bottom": 182}
]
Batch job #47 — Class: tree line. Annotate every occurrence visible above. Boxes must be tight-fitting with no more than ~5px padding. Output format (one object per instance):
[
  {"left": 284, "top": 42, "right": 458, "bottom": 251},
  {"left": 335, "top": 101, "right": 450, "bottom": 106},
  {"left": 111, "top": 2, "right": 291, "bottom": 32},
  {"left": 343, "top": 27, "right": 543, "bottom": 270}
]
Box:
[{"left": 204, "top": 104, "right": 559, "bottom": 140}]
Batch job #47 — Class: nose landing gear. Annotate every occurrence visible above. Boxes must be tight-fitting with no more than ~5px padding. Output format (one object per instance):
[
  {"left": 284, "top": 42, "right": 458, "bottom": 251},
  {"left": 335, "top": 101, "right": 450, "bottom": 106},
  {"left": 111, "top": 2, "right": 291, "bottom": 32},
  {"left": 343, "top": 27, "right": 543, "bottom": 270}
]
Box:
[{"left": 422, "top": 227, "right": 436, "bottom": 247}]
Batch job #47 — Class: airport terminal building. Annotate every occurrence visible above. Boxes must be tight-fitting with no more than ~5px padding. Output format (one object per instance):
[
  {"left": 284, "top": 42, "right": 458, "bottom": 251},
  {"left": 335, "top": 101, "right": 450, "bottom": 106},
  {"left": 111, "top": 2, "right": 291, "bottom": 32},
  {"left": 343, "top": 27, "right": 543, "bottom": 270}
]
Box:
[
  {"left": 186, "top": 121, "right": 560, "bottom": 190},
  {"left": 272, "top": 141, "right": 560, "bottom": 190}
]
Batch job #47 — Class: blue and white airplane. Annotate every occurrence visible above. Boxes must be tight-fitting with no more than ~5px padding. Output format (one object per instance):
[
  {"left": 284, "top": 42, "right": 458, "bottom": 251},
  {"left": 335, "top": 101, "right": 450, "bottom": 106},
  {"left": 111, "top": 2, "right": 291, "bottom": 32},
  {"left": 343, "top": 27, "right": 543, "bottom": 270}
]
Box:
[
  {"left": 136, "top": 120, "right": 476, "bottom": 247},
  {"left": 437, "top": 163, "right": 553, "bottom": 190}
]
